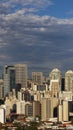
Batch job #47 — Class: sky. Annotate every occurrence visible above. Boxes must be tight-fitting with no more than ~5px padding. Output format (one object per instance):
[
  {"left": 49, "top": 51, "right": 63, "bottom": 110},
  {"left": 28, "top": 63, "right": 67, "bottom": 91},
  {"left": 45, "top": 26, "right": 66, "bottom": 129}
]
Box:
[{"left": 0, "top": 0, "right": 73, "bottom": 76}]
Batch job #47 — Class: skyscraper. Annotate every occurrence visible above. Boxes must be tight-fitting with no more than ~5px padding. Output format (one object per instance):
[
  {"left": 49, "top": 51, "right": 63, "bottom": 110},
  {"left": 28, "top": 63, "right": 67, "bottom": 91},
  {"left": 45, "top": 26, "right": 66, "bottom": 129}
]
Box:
[
  {"left": 49, "top": 68, "right": 62, "bottom": 91},
  {"left": 65, "top": 70, "right": 73, "bottom": 91},
  {"left": 15, "top": 64, "right": 27, "bottom": 89},
  {"left": 63, "top": 100, "right": 68, "bottom": 121},
  {"left": 50, "top": 80, "right": 60, "bottom": 97},
  {"left": 3, "top": 65, "right": 15, "bottom": 97},
  {"left": 33, "top": 101, "right": 41, "bottom": 118},
  {"left": 32, "top": 72, "right": 43, "bottom": 85},
  {"left": 41, "top": 98, "right": 53, "bottom": 121}
]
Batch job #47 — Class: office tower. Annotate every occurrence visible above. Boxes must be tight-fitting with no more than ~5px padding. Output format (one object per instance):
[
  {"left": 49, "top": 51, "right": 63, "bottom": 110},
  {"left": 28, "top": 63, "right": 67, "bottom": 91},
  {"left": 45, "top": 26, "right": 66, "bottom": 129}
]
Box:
[
  {"left": 15, "top": 64, "right": 27, "bottom": 89},
  {"left": 49, "top": 68, "right": 62, "bottom": 91},
  {"left": 58, "top": 100, "right": 69, "bottom": 122},
  {"left": 65, "top": 70, "right": 73, "bottom": 91},
  {"left": 33, "top": 101, "right": 41, "bottom": 118},
  {"left": 3, "top": 65, "right": 15, "bottom": 97},
  {"left": 50, "top": 79, "right": 59, "bottom": 97},
  {"left": 41, "top": 98, "right": 53, "bottom": 121},
  {"left": 32, "top": 72, "right": 43, "bottom": 85},
  {"left": 63, "top": 100, "right": 68, "bottom": 121}
]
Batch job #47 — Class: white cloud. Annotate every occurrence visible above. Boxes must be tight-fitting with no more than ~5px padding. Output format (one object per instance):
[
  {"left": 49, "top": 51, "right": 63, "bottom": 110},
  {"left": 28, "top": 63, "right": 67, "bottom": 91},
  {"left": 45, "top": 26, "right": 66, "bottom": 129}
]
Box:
[{"left": 0, "top": 0, "right": 73, "bottom": 73}]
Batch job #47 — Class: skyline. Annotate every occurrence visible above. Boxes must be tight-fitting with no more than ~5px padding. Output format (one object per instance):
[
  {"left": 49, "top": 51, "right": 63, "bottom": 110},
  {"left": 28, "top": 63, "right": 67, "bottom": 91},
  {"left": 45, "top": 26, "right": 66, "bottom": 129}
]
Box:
[{"left": 0, "top": 0, "right": 73, "bottom": 75}]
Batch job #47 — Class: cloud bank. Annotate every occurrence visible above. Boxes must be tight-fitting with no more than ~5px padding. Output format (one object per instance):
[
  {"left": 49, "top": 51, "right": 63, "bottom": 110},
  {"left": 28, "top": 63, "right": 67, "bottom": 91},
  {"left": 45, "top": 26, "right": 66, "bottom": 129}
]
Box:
[{"left": 0, "top": 0, "right": 73, "bottom": 75}]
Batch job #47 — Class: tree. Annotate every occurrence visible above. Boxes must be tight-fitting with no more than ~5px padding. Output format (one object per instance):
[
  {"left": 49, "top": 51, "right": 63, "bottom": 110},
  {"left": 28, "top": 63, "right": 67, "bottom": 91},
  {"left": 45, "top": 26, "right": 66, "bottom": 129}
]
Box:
[
  {"left": 27, "top": 126, "right": 38, "bottom": 130},
  {"left": 16, "top": 126, "right": 23, "bottom": 130},
  {"left": 71, "top": 118, "right": 73, "bottom": 125}
]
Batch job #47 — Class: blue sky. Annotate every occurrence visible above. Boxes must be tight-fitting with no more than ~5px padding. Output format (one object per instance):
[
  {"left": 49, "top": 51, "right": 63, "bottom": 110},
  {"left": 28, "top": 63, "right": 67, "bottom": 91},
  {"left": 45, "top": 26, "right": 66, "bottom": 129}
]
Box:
[{"left": 0, "top": 0, "right": 73, "bottom": 76}]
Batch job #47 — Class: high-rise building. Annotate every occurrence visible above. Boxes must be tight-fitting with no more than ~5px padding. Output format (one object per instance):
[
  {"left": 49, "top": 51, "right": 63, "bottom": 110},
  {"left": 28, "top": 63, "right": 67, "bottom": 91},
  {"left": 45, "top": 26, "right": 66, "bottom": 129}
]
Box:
[
  {"left": 33, "top": 101, "right": 41, "bottom": 118},
  {"left": 15, "top": 64, "right": 27, "bottom": 89},
  {"left": 41, "top": 98, "right": 53, "bottom": 121},
  {"left": 32, "top": 72, "right": 43, "bottom": 85},
  {"left": 49, "top": 68, "right": 62, "bottom": 91},
  {"left": 3, "top": 65, "right": 15, "bottom": 97},
  {"left": 65, "top": 70, "right": 73, "bottom": 91},
  {"left": 50, "top": 80, "right": 60, "bottom": 97},
  {"left": 63, "top": 100, "right": 68, "bottom": 121}
]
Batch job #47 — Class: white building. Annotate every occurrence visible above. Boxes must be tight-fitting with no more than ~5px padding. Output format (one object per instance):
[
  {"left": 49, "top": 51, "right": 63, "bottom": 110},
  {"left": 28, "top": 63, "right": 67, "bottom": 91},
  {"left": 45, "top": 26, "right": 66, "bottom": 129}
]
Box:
[
  {"left": 65, "top": 70, "right": 73, "bottom": 91},
  {"left": 16, "top": 101, "right": 25, "bottom": 114},
  {"left": 49, "top": 68, "right": 62, "bottom": 91},
  {"left": 0, "top": 107, "right": 6, "bottom": 123}
]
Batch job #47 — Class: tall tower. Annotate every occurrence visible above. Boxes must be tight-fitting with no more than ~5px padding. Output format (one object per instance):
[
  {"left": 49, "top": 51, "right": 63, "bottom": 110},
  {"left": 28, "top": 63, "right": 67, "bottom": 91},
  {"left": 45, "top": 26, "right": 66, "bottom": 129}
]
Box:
[
  {"left": 15, "top": 64, "right": 27, "bottom": 89},
  {"left": 63, "top": 100, "right": 68, "bottom": 121},
  {"left": 41, "top": 98, "right": 53, "bottom": 121},
  {"left": 50, "top": 79, "right": 60, "bottom": 97},
  {"left": 3, "top": 65, "right": 15, "bottom": 97},
  {"left": 33, "top": 101, "right": 41, "bottom": 118},
  {"left": 32, "top": 72, "right": 43, "bottom": 85},
  {"left": 65, "top": 70, "right": 73, "bottom": 91},
  {"left": 49, "top": 68, "right": 62, "bottom": 91}
]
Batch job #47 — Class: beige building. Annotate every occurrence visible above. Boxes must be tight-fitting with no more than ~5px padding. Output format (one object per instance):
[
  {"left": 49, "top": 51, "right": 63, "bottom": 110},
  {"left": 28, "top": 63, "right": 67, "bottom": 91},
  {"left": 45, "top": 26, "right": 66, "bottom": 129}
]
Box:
[
  {"left": 25, "top": 103, "right": 33, "bottom": 117},
  {"left": 49, "top": 68, "right": 62, "bottom": 91},
  {"left": 15, "top": 64, "right": 27, "bottom": 89},
  {"left": 63, "top": 100, "right": 68, "bottom": 121},
  {"left": 32, "top": 72, "right": 43, "bottom": 85},
  {"left": 58, "top": 100, "right": 69, "bottom": 122},
  {"left": 59, "top": 91, "right": 73, "bottom": 101},
  {"left": 33, "top": 101, "right": 41, "bottom": 118},
  {"left": 41, "top": 98, "right": 52, "bottom": 121},
  {"left": 58, "top": 104, "right": 63, "bottom": 122},
  {"left": 41, "top": 97, "right": 58, "bottom": 121},
  {"left": 65, "top": 70, "right": 73, "bottom": 91},
  {"left": 50, "top": 80, "right": 60, "bottom": 97},
  {"left": 16, "top": 101, "right": 25, "bottom": 115}
]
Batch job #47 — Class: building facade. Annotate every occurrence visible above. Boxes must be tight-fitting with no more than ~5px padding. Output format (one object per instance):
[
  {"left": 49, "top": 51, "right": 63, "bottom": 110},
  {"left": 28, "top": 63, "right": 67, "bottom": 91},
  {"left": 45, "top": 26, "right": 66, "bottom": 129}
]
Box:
[
  {"left": 3, "top": 65, "right": 15, "bottom": 97},
  {"left": 15, "top": 64, "right": 27, "bottom": 89},
  {"left": 32, "top": 72, "right": 43, "bottom": 85},
  {"left": 65, "top": 70, "right": 73, "bottom": 91},
  {"left": 49, "top": 68, "right": 62, "bottom": 91}
]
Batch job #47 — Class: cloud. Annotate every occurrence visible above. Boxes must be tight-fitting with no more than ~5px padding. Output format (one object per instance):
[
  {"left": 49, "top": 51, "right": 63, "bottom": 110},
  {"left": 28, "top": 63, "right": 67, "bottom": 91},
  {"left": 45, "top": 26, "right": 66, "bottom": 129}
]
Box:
[
  {"left": 0, "top": 0, "right": 53, "bottom": 15},
  {"left": 0, "top": 0, "right": 73, "bottom": 75}
]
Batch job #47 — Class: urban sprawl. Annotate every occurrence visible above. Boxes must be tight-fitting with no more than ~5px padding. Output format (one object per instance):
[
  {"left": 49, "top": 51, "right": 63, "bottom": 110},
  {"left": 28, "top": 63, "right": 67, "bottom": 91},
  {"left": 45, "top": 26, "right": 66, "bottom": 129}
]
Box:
[{"left": 0, "top": 64, "right": 73, "bottom": 129}]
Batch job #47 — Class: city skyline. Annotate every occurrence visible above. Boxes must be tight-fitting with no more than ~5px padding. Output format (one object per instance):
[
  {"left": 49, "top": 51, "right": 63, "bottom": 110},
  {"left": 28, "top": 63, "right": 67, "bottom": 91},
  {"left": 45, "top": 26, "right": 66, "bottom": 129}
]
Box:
[{"left": 0, "top": 0, "right": 73, "bottom": 75}]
